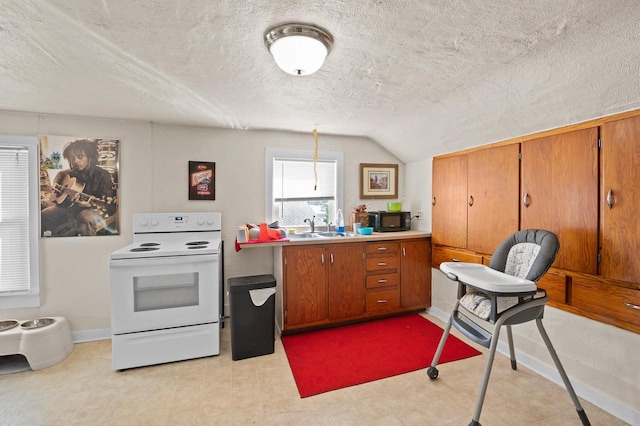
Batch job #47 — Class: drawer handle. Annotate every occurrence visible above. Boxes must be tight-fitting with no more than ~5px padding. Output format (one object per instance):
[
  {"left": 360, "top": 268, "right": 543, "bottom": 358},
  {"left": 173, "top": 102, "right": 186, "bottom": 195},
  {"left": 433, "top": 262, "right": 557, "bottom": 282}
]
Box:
[
  {"left": 523, "top": 192, "right": 530, "bottom": 208},
  {"left": 451, "top": 258, "right": 460, "bottom": 262},
  {"left": 624, "top": 302, "right": 640, "bottom": 310},
  {"left": 377, "top": 299, "right": 388, "bottom": 304},
  {"left": 377, "top": 247, "right": 387, "bottom": 251},
  {"left": 378, "top": 279, "right": 388, "bottom": 283},
  {"left": 377, "top": 262, "right": 387, "bottom": 266}
]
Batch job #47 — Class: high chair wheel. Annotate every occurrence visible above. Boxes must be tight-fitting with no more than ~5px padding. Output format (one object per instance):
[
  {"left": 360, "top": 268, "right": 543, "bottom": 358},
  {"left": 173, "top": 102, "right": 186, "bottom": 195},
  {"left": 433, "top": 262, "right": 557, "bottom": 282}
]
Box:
[{"left": 427, "top": 366, "right": 439, "bottom": 379}]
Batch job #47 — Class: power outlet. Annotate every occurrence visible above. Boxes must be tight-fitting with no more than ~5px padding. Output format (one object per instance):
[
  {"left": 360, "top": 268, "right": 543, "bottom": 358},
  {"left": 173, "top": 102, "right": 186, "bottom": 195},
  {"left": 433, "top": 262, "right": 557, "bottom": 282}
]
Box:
[{"left": 416, "top": 211, "right": 423, "bottom": 220}]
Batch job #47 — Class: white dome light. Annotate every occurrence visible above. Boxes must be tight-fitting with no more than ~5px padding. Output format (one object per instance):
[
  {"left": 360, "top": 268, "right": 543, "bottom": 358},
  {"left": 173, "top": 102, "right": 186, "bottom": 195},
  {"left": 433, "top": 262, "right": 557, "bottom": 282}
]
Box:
[{"left": 264, "top": 24, "right": 333, "bottom": 76}]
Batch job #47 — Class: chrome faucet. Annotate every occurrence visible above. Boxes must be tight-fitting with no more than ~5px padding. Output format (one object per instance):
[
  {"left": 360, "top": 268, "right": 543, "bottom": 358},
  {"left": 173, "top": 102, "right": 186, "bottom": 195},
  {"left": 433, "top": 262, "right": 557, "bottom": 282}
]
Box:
[{"left": 304, "top": 216, "right": 316, "bottom": 233}]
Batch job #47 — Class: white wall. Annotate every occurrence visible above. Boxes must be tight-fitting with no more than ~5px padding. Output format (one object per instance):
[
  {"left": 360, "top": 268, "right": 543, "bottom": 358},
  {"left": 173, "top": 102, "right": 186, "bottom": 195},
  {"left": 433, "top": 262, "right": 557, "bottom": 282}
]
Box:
[
  {"left": 405, "top": 158, "right": 640, "bottom": 424},
  {"left": 0, "top": 111, "right": 402, "bottom": 334}
]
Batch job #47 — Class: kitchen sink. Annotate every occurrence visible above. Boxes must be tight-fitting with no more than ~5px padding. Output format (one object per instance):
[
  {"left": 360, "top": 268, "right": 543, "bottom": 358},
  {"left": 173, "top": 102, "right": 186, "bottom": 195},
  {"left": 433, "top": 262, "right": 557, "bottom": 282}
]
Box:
[
  {"left": 288, "top": 233, "right": 321, "bottom": 239},
  {"left": 288, "top": 231, "right": 359, "bottom": 239},
  {"left": 317, "top": 232, "right": 346, "bottom": 237}
]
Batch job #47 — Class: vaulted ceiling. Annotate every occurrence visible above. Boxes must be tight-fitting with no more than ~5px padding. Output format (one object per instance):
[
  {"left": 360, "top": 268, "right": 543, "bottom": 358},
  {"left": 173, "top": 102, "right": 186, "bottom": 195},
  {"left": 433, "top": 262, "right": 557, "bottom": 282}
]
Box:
[{"left": 2, "top": 1, "right": 639, "bottom": 162}]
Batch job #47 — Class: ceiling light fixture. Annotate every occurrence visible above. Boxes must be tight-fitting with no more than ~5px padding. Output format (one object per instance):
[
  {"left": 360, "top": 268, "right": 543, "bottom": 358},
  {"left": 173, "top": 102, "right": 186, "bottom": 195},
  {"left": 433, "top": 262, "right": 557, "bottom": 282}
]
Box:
[{"left": 264, "top": 23, "right": 333, "bottom": 76}]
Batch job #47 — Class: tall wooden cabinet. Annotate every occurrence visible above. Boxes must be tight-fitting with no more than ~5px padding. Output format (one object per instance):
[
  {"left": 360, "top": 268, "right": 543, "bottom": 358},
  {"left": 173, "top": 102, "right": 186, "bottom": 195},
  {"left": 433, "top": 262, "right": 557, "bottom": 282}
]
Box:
[
  {"left": 521, "top": 127, "right": 599, "bottom": 274},
  {"left": 601, "top": 115, "right": 640, "bottom": 283},
  {"left": 431, "top": 110, "right": 640, "bottom": 334}
]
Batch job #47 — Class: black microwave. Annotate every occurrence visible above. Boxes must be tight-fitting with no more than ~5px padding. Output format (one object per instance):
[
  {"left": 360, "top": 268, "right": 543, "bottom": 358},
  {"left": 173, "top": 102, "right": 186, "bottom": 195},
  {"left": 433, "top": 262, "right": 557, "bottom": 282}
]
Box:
[{"left": 368, "top": 211, "right": 411, "bottom": 232}]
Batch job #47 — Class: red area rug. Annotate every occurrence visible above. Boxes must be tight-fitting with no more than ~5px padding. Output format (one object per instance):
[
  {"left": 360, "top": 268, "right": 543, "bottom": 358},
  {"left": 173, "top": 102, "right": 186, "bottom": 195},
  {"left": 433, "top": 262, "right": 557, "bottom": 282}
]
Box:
[{"left": 282, "top": 314, "right": 481, "bottom": 398}]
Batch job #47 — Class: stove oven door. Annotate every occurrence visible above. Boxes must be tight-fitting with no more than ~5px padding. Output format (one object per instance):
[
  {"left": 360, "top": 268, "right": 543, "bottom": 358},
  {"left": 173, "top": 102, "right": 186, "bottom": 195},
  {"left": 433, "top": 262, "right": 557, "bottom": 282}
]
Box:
[{"left": 110, "top": 254, "right": 219, "bottom": 334}]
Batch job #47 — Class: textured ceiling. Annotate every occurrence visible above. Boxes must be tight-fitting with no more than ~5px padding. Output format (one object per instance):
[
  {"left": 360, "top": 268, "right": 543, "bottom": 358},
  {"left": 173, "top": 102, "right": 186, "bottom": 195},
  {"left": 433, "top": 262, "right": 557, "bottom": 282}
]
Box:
[{"left": 2, "top": 1, "right": 639, "bottom": 162}]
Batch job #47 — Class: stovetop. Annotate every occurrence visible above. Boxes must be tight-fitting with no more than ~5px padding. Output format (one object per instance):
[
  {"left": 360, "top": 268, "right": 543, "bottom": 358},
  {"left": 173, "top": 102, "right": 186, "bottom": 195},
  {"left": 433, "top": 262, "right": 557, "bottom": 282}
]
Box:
[
  {"left": 110, "top": 232, "right": 221, "bottom": 259},
  {"left": 110, "top": 212, "right": 222, "bottom": 260}
]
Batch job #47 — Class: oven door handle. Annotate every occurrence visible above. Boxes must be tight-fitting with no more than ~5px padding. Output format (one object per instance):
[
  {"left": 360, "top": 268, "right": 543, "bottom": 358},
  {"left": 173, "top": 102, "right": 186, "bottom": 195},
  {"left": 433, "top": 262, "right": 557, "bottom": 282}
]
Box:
[{"left": 110, "top": 254, "right": 217, "bottom": 268}]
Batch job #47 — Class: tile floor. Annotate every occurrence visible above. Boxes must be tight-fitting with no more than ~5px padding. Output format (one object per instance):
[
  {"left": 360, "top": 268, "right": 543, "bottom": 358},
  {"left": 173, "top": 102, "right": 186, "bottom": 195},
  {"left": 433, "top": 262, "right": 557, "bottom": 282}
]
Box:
[{"left": 0, "top": 313, "right": 628, "bottom": 425}]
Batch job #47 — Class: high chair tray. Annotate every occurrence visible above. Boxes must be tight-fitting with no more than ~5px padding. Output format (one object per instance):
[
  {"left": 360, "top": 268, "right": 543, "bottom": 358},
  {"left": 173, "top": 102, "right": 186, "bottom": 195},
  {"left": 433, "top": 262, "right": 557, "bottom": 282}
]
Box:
[{"left": 440, "top": 262, "right": 536, "bottom": 293}]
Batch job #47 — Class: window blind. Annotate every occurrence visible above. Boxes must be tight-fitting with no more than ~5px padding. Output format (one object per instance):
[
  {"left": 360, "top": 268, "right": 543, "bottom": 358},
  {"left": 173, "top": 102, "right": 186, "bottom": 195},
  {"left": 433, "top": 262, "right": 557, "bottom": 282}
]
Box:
[
  {"left": 0, "top": 147, "right": 31, "bottom": 294},
  {"left": 273, "top": 158, "right": 336, "bottom": 201}
]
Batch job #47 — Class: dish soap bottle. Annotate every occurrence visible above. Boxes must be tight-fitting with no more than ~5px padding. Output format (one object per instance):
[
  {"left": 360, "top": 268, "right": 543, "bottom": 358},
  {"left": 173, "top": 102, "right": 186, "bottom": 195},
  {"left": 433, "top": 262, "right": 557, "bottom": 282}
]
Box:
[{"left": 337, "top": 209, "right": 344, "bottom": 233}]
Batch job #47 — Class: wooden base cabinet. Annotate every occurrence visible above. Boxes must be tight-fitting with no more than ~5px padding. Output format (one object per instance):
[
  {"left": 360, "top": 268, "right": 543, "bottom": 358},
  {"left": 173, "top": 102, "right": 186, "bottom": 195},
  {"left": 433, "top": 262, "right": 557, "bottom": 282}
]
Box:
[
  {"left": 400, "top": 240, "right": 431, "bottom": 307},
  {"left": 279, "top": 237, "right": 431, "bottom": 333}
]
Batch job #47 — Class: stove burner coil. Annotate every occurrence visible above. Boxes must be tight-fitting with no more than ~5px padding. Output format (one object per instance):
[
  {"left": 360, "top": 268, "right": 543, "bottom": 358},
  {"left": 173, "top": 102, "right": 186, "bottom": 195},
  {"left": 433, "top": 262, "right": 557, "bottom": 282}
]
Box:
[
  {"left": 186, "top": 241, "right": 209, "bottom": 246},
  {"left": 188, "top": 246, "right": 207, "bottom": 249},
  {"left": 140, "top": 243, "right": 161, "bottom": 247},
  {"left": 130, "top": 247, "right": 160, "bottom": 252}
]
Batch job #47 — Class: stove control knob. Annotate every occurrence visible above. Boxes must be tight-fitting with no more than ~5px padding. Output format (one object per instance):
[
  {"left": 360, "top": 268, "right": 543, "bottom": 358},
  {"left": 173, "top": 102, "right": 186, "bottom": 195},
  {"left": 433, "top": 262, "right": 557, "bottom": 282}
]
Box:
[
  {"left": 198, "top": 218, "right": 205, "bottom": 225},
  {"left": 207, "top": 218, "right": 214, "bottom": 225},
  {"left": 140, "top": 219, "right": 148, "bottom": 227},
  {"left": 151, "top": 219, "right": 159, "bottom": 227}
]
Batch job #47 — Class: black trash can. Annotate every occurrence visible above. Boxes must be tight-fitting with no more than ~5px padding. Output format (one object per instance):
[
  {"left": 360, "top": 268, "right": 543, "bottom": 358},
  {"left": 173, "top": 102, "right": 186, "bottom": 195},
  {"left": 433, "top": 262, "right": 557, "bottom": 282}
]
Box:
[{"left": 228, "top": 274, "right": 276, "bottom": 360}]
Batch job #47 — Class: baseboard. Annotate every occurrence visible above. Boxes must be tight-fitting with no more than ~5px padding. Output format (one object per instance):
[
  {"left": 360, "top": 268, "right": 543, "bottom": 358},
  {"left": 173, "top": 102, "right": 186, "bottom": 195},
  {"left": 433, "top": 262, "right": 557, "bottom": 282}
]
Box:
[
  {"left": 425, "top": 307, "right": 640, "bottom": 425},
  {"left": 70, "top": 328, "right": 111, "bottom": 343}
]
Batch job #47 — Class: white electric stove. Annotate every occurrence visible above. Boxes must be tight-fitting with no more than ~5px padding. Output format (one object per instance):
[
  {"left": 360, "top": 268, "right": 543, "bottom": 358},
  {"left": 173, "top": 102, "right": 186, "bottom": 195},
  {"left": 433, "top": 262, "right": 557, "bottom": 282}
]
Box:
[{"left": 109, "top": 212, "right": 222, "bottom": 370}]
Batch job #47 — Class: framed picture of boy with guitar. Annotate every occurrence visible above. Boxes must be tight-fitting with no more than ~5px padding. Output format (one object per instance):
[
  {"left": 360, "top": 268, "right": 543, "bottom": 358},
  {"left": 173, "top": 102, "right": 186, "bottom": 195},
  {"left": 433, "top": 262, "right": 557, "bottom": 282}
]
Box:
[{"left": 39, "top": 135, "right": 119, "bottom": 237}]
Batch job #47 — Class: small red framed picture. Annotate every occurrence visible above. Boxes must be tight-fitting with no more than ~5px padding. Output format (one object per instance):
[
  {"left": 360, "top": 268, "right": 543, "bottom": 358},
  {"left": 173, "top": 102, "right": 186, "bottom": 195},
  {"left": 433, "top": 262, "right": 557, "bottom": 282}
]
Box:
[{"left": 189, "top": 161, "right": 215, "bottom": 200}]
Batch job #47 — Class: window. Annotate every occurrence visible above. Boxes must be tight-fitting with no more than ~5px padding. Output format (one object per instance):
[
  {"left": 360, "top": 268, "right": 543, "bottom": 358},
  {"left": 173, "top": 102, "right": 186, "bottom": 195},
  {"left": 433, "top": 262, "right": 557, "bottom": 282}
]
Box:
[
  {"left": 0, "top": 135, "right": 40, "bottom": 308},
  {"left": 266, "top": 148, "right": 343, "bottom": 228}
]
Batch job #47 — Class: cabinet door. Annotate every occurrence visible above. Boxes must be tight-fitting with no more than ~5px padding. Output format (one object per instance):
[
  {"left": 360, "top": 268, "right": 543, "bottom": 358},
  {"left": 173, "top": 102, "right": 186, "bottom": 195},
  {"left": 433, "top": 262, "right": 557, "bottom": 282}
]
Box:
[
  {"left": 432, "top": 155, "right": 467, "bottom": 247},
  {"left": 283, "top": 246, "right": 327, "bottom": 326},
  {"left": 400, "top": 240, "right": 431, "bottom": 307},
  {"left": 467, "top": 145, "right": 520, "bottom": 255},
  {"left": 521, "top": 128, "right": 598, "bottom": 274},
  {"left": 601, "top": 116, "right": 640, "bottom": 282},
  {"left": 328, "top": 243, "right": 365, "bottom": 320}
]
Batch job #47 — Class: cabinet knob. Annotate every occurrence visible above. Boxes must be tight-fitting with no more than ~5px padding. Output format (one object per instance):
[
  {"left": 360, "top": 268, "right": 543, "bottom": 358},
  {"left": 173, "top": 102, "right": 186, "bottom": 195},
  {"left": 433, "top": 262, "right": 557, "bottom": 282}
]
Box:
[{"left": 523, "top": 192, "right": 530, "bottom": 208}]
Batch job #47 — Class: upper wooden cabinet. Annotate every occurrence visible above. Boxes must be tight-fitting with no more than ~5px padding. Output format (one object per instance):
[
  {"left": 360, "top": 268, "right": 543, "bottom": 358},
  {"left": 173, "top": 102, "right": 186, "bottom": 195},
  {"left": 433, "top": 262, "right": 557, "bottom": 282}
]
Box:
[
  {"left": 467, "top": 144, "right": 520, "bottom": 254},
  {"left": 432, "top": 154, "right": 467, "bottom": 248},
  {"left": 432, "top": 144, "right": 519, "bottom": 255},
  {"left": 521, "top": 127, "right": 599, "bottom": 274},
  {"left": 601, "top": 116, "right": 640, "bottom": 283}
]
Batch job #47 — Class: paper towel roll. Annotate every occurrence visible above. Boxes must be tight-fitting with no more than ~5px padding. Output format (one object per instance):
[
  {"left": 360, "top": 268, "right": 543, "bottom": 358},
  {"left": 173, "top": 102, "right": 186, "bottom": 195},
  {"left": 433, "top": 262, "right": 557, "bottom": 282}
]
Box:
[{"left": 249, "top": 288, "right": 276, "bottom": 306}]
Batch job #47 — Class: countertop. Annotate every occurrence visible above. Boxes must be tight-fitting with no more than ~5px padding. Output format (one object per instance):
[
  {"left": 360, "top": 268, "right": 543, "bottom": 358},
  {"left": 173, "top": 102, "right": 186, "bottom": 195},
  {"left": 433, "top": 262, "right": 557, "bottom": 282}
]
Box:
[{"left": 238, "top": 230, "right": 431, "bottom": 248}]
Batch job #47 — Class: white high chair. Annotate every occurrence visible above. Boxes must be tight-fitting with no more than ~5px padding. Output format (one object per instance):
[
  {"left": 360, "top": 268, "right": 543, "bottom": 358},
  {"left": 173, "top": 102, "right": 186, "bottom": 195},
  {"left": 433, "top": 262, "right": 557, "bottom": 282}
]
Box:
[{"left": 428, "top": 229, "right": 589, "bottom": 426}]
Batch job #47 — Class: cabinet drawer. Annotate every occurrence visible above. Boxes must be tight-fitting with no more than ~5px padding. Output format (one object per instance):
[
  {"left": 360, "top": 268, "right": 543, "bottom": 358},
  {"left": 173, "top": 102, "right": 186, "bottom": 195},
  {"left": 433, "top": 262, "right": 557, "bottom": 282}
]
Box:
[
  {"left": 432, "top": 246, "right": 483, "bottom": 268},
  {"left": 366, "top": 288, "right": 400, "bottom": 312},
  {"left": 572, "top": 278, "right": 640, "bottom": 326},
  {"left": 366, "top": 272, "right": 400, "bottom": 289},
  {"left": 366, "top": 242, "right": 399, "bottom": 255},
  {"left": 366, "top": 256, "right": 399, "bottom": 272},
  {"left": 537, "top": 271, "right": 567, "bottom": 304}
]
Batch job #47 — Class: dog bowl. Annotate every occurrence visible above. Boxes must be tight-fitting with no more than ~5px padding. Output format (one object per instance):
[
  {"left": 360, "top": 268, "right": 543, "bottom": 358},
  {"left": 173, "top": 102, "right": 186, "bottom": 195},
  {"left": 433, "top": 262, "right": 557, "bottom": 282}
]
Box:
[
  {"left": 387, "top": 202, "right": 402, "bottom": 212},
  {"left": 357, "top": 227, "right": 374, "bottom": 235},
  {"left": 21, "top": 318, "right": 56, "bottom": 330},
  {"left": 0, "top": 320, "right": 19, "bottom": 332}
]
